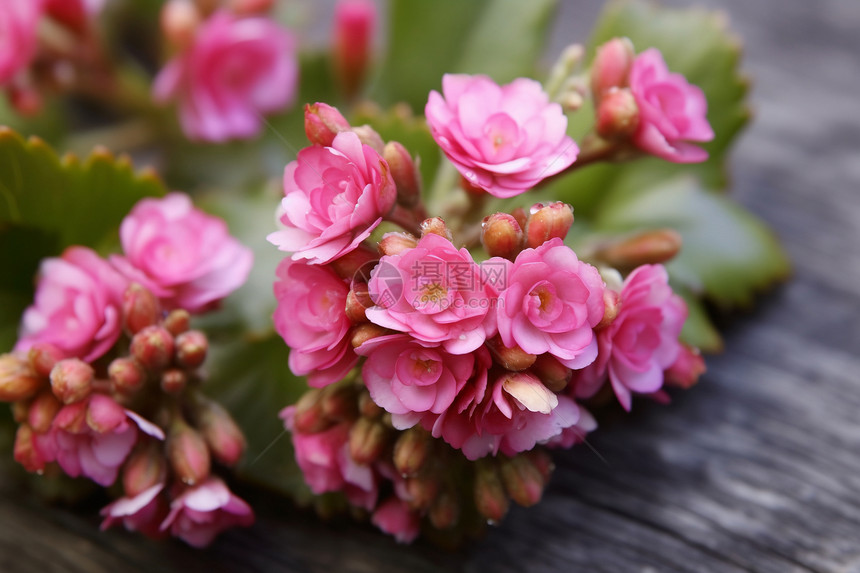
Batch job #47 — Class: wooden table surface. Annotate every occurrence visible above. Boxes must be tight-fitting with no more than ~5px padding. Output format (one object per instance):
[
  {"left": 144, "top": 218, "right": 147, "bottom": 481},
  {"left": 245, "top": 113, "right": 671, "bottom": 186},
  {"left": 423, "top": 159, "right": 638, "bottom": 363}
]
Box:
[{"left": 2, "top": 0, "right": 859, "bottom": 571}]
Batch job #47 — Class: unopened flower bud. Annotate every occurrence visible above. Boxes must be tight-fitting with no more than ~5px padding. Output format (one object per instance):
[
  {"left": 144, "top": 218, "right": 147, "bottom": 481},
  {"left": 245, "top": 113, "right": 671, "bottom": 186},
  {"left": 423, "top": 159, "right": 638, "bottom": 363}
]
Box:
[
  {"left": 333, "top": 0, "right": 376, "bottom": 99},
  {"left": 348, "top": 417, "right": 387, "bottom": 465},
  {"left": 378, "top": 232, "right": 418, "bottom": 256},
  {"left": 12, "top": 400, "right": 29, "bottom": 423},
  {"left": 596, "top": 87, "right": 639, "bottom": 141},
  {"left": 14, "top": 424, "right": 43, "bottom": 472},
  {"left": 525, "top": 449, "right": 555, "bottom": 483},
  {"left": 591, "top": 37, "right": 635, "bottom": 100},
  {"left": 109, "top": 357, "right": 147, "bottom": 395},
  {"left": 420, "top": 217, "right": 452, "bottom": 241},
  {"left": 123, "top": 283, "right": 160, "bottom": 335},
  {"left": 304, "top": 102, "right": 351, "bottom": 147},
  {"left": 358, "top": 390, "right": 383, "bottom": 419},
  {"left": 163, "top": 309, "right": 190, "bottom": 336},
  {"left": 405, "top": 474, "right": 439, "bottom": 511},
  {"left": 0, "top": 353, "right": 42, "bottom": 402},
  {"left": 161, "top": 0, "right": 201, "bottom": 50},
  {"left": 193, "top": 396, "right": 246, "bottom": 466},
  {"left": 160, "top": 368, "right": 188, "bottom": 394},
  {"left": 499, "top": 454, "right": 545, "bottom": 507},
  {"left": 123, "top": 442, "right": 166, "bottom": 497},
  {"left": 28, "top": 344, "right": 62, "bottom": 378},
  {"left": 531, "top": 354, "right": 572, "bottom": 393},
  {"left": 429, "top": 489, "right": 459, "bottom": 530},
  {"left": 351, "top": 323, "right": 388, "bottom": 348},
  {"left": 9, "top": 85, "right": 42, "bottom": 117},
  {"left": 384, "top": 141, "right": 422, "bottom": 207},
  {"left": 28, "top": 390, "right": 61, "bottom": 433},
  {"left": 352, "top": 124, "right": 385, "bottom": 153},
  {"left": 474, "top": 460, "right": 509, "bottom": 522},
  {"left": 487, "top": 336, "right": 536, "bottom": 371},
  {"left": 596, "top": 288, "right": 622, "bottom": 330},
  {"left": 292, "top": 389, "right": 331, "bottom": 434},
  {"left": 50, "top": 359, "right": 94, "bottom": 404},
  {"left": 331, "top": 244, "right": 379, "bottom": 280},
  {"left": 131, "top": 326, "right": 175, "bottom": 371},
  {"left": 393, "top": 426, "right": 430, "bottom": 477},
  {"left": 664, "top": 344, "right": 706, "bottom": 389},
  {"left": 167, "top": 417, "right": 211, "bottom": 486},
  {"left": 229, "top": 0, "right": 275, "bottom": 15},
  {"left": 175, "top": 330, "right": 208, "bottom": 369},
  {"left": 526, "top": 202, "right": 574, "bottom": 248},
  {"left": 595, "top": 229, "right": 683, "bottom": 270},
  {"left": 345, "top": 284, "right": 372, "bottom": 323},
  {"left": 320, "top": 384, "right": 358, "bottom": 422},
  {"left": 481, "top": 213, "right": 524, "bottom": 259}
]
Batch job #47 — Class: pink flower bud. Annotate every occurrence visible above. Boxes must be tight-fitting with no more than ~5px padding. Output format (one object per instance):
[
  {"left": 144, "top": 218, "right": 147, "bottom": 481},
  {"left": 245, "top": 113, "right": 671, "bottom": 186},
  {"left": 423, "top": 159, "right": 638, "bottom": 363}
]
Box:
[
  {"left": 345, "top": 284, "right": 372, "bottom": 323},
  {"left": 320, "top": 384, "right": 359, "bottom": 422},
  {"left": 160, "top": 0, "right": 201, "bottom": 50},
  {"left": 108, "top": 357, "right": 147, "bottom": 395},
  {"left": 348, "top": 417, "right": 387, "bottom": 465},
  {"left": 596, "top": 288, "right": 622, "bottom": 330},
  {"left": 123, "top": 283, "right": 160, "bottom": 335},
  {"left": 351, "top": 124, "right": 385, "bottom": 153},
  {"left": 13, "top": 425, "right": 43, "bottom": 473},
  {"left": 9, "top": 85, "right": 43, "bottom": 117},
  {"left": 304, "top": 102, "right": 351, "bottom": 147},
  {"left": 160, "top": 368, "right": 187, "bottom": 394},
  {"left": 292, "top": 389, "right": 332, "bottom": 434},
  {"left": 193, "top": 397, "right": 247, "bottom": 467},
  {"left": 525, "top": 202, "right": 574, "bottom": 248},
  {"left": 163, "top": 309, "right": 190, "bottom": 336},
  {"left": 664, "top": 344, "right": 706, "bottom": 389},
  {"left": 123, "top": 442, "right": 166, "bottom": 497},
  {"left": 358, "top": 390, "right": 383, "bottom": 419},
  {"left": 350, "top": 323, "right": 388, "bottom": 348},
  {"left": 419, "top": 217, "right": 452, "bottom": 240},
  {"left": 486, "top": 336, "right": 537, "bottom": 372},
  {"left": 481, "top": 213, "right": 524, "bottom": 259},
  {"left": 174, "top": 330, "right": 208, "bottom": 369},
  {"left": 50, "top": 359, "right": 94, "bottom": 404},
  {"left": 591, "top": 37, "right": 635, "bottom": 100},
  {"left": 594, "top": 229, "right": 683, "bottom": 270},
  {"left": 405, "top": 474, "right": 439, "bottom": 511},
  {"left": 28, "top": 344, "right": 62, "bottom": 378},
  {"left": 392, "top": 427, "right": 430, "bottom": 477},
  {"left": 428, "top": 489, "right": 459, "bottom": 530},
  {"left": 531, "top": 354, "right": 572, "bottom": 393},
  {"left": 28, "top": 390, "right": 61, "bottom": 433},
  {"left": 131, "top": 326, "right": 175, "bottom": 371},
  {"left": 525, "top": 448, "right": 555, "bottom": 483},
  {"left": 333, "top": 0, "right": 376, "bottom": 98},
  {"left": 383, "top": 141, "right": 421, "bottom": 207},
  {"left": 329, "top": 244, "right": 379, "bottom": 280},
  {"left": 474, "top": 460, "right": 509, "bottom": 522},
  {"left": 378, "top": 232, "right": 418, "bottom": 256},
  {"left": 167, "top": 417, "right": 211, "bottom": 486},
  {"left": 499, "top": 454, "right": 545, "bottom": 507},
  {"left": 0, "top": 353, "right": 42, "bottom": 402},
  {"left": 596, "top": 87, "right": 639, "bottom": 141}
]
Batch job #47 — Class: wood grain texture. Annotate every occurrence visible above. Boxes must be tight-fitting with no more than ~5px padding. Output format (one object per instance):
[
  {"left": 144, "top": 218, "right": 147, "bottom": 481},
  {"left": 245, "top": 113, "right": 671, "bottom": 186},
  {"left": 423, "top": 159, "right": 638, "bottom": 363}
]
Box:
[{"left": 3, "top": 0, "right": 859, "bottom": 571}]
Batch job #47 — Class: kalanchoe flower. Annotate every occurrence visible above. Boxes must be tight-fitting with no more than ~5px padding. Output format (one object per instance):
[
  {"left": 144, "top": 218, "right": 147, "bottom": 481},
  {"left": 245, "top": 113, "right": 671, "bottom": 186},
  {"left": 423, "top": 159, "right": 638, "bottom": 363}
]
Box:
[
  {"left": 574, "top": 264, "right": 687, "bottom": 411},
  {"left": 273, "top": 259, "right": 358, "bottom": 387},
  {"left": 281, "top": 406, "right": 378, "bottom": 510},
  {"left": 366, "top": 233, "right": 496, "bottom": 354},
  {"left": 332, "top": 0, "right": 377, "bottom": 99},
  {"left": 111, "top": 193, "right": 253, "bottom": 313},
  {"left": 15, "top": 247, "right": 128, "bottom": 363},
  {"left": 629, "top": 48, "right": 714, "bottom": 163},
  {"left": 268, "top": 131, "right": 397, "bottom": 264},
  {"left": 160, "top": 477, "right": 255, "bottom": 547},
  {"left": 495, "top": 238, "right": 605, "bottom": 369},
  {"left": 100, "top": 483, "right": 169, "bottom": 539},
  {"left": 153, "top": 10, "right": 298, "bottom": 142},
  {"left": 371, "top": 497, "right": 421, "bottom": 544},
  {"left": 0, "top": 0, "right": 42, "bottom": 87},
  {"left": 425, "top": 74, "right": 578, "bottom": 198}
]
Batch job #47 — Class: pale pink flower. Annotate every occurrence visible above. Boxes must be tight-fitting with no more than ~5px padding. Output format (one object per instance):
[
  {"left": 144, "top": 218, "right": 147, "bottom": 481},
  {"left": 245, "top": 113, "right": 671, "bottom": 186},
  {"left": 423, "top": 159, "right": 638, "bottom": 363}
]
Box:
[
  {"left": 111, "top": 193, "right": 253, "bottom": 313},
  {"left": 629, "top": 48, "right": 714, "bottom": 163},
  {"left": 273, "top": 259, "right": 357, "bottom": 387},
  {"left": 15, "top": 247, "right": 127, "bottom": 362},
  {"left": 365, "top": 233, "right": 496, "bottom": 354},
  {"left": 425, "top": 74, "right": 578, "bottom": 198},
  {"left": 371, "top": 497, "right": 420, "bottom": 544},
  {"left": 495, "top": 238, "right": 605, "bottom": 369},
  {"left": 268, "top": 131, "right": 396, "bottom": 264},
  {"left": 153, "top": 10, "right": 298, "bottom": 142},
  {"left": 160, "top": 477, "right": 255, "bottom": 548},
  {"left": 0, "top": 0, "right": 42, "bottom": 86},
  {"left": 280, "top": 406, "right": 377, "bottom": 510},
  {"left": 543, "top": 404, "right": 597, "bottom": 449},
  {"left": 356, "top": 334, "right": 477, "bottom": 428},
  {"left": 100, "top": 483, "right": 169, "bottom": 539},
  {"left": 574, "top": 264, "right": 687, "bottom": 411}
]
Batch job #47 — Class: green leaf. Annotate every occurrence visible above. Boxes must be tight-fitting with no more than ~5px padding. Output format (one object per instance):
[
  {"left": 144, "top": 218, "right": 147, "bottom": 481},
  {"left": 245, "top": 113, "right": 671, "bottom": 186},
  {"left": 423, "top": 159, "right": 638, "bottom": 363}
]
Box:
[{"left": 677, "top": 288, "right": 724, "bottom": 353}]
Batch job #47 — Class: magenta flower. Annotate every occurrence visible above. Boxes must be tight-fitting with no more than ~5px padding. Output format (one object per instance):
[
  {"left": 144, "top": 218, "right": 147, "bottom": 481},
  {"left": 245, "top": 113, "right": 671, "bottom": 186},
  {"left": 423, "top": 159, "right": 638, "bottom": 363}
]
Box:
[
  {"left": 153, "top": 10, "right": 298, "bottom": 142},
  {"left": 356, "top": 334, "right": 477, "bottom": 428},
  {"left": 629, "top": 48, "right": 714, "bottom": 163},
  {"left": 371, "top": 497, "right": 420, "bottom": 544},
  {"left": 110, "top": 193, "right": 252, "bottom": 313},
  {"left": 281, "top": 406, "right": 377, "bottom": 510},
  {"left": 160, "top": 477, "right": 255, "bottom": 548},
  {"left": 268, "top": 131, "right": 396, "bottom": 264},
  {"left": 15, "top": 247, "right": 127, "bottom": 363},
  {"left": 49, "top": 394, "right": 165, "bottom": 486},
  {"left": 273, "top": 259, "right": 358, "bottom": 387},
  {"left": 425, "top": 74, "right": 578, "bottom": 198},
  {"left": 575, "top": 264, "right": 687, "bottom": 411},
  {"left": 0, "top": 0, "right": 41, "bottom": 86},
  {"left": 495, "top": 238, "right": 605, "bottom": 369},
  {"left": 365, "top": 233, "right": 496, "bottom": 354},
  {"left": 100, "top": 483, "right": 169, "bottom": 539}
]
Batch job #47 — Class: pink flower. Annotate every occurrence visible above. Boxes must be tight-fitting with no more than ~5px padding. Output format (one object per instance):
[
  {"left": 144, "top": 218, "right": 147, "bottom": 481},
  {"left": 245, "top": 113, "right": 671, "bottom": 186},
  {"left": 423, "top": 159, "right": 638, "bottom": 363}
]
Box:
[
  {"left": 15, "top": 247, "right": 127, "bottom": 362},
  {"left": 273, "top": 259, "right": 357, "bottom": 387},
  {"left": 495, "top": 238, "right": 605, "bottom": 369},
  {"left": 371, "top": 497, "right": 420, "bottom": 544},
  {"left": 0, "top": 0, "right": 42, "bottom": 86},
  {"left": 425, "top": 74, "right": 578, "bottom": 198},
  {"left": 111, "top": 193, "right": 253, "bottom": 313},
  {"left": 153, "top": 10, "right": 298, "bottom": 142},
  {"left": 160, "top": 477, "right": 255, "bottom": 548},
  {"left": 281, "top": 406, "right": 377, "bottom": 510},
  {"left": 268, "top": 131, "right": 396, "bottom": 264},
  {"left": 365, "top": 233, "right": 496, "bottom": 354},
  {"left": 574, "top": 264, "right": 687, "bottom": 411},
  {"left": 543, "top": 405, "right": 597, "bottom": 449},
  {"left": 629, "top": 48, "right": 714, "bottom": 163},
  {"left": 332, "top": 0, "right": 376, "bottom": 97},
  {"left": 356, "top": 334, "right": 478, "bottom": 428},
  {"left": 100, "top": 483, "right": 169, "bottom": 539},
  {"left": 49, "top": 394, "right": 165, "bottom": 486}
]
